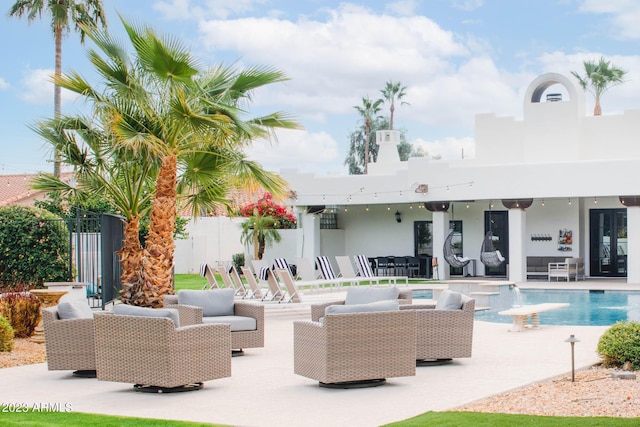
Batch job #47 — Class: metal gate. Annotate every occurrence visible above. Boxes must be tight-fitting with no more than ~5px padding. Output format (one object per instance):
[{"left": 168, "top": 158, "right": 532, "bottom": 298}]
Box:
[{"left": 55, "top": 211, "right": 125, "bottom": 308}]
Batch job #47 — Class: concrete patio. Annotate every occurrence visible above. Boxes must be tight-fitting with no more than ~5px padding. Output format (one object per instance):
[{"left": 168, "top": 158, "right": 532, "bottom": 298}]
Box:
[{"left": 0, "top": 282, "right": 625, "bottom": 426}]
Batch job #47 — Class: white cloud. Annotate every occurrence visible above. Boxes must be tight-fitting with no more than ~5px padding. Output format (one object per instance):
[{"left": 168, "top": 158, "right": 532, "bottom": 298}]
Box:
[
  {"left": 579, "top": 0, "right": 640, "bottom": 39},
  {"left": 154, "top": 0, "right": 267, "bottom": 20},
  {"left": 385, "top": 0, "right": 420, "bottom": 16},
  {"left": 450, "top": 0, "right": 484, "bottom": 12},
  {"left": 198, "top": 4, "right": 471, "bottom": 122},
  {"left": 0, "top": 77, "right": 8, "bottom": 90},
  {"left": 245, "top": 129, "right": 344, "bottom": 174},
  {"left": 412, "top": 136, "right": 475, "bottom": 160},
  {"left": 19, "top": 68, "right": 77, "bottom": 105}
]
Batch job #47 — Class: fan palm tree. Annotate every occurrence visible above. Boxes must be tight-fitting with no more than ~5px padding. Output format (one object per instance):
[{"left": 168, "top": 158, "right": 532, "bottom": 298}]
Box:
[
  {"left": 29, "top": 116, "right": 157, "bottom": 299},
  {"left": 240, "top": 214, "right": 282, "bottom": 261},
  {"left": 380, "top": 80, "right": 409, "bottom": 130},
  {"left": 571, "top": 57, "right": 626, "bottom": 116},
  {"left": 354, "top": 96, "right": 383, "bottom": 174},
  {"left": 8, "top": 0, "right": 106, "bottom": 178},
  {"left": 51, "top": 17, "right": 300, "bottom": 307}
]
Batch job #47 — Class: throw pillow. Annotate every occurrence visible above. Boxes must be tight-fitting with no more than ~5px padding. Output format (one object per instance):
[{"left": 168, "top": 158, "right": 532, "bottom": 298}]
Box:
[
  {"left": 113, "top": 304, "right": 180, "bottom": 327},
  {"left": 178, "top": 289, "right": 235, "bottom": 317},
  {"left": 344, "top": 286, "right": 400, "bottom": 305},
  {"left": 435, "top": 290, "right": 463, "bottom": 310},
  {"left": 57, "top": 300, "right": 94, "bottom": 319}
]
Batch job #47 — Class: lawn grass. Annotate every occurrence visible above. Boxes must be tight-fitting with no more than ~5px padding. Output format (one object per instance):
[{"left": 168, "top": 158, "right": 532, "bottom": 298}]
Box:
[
  {"left": 174, "top": 273, "right": 209, "bottom": 291},
  {"left": 1, "top": 409, "right": 225, "bottom": 426},
  {"left": 384, "top": 411, "right": 640, "bottom": 426},
  {"left": 3, "top": 408, "right": 637, "bottom": 426}
]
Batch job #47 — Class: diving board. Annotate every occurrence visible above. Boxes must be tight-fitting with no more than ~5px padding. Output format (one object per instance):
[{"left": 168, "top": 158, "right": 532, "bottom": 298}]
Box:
[{"left": 498, "top": 303, "right": 570, "bottom": 332}]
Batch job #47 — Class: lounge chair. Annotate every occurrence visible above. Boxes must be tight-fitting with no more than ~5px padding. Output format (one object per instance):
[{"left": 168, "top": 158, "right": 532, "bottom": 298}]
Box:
[
  {"left": 275, "top": 268, "right": 303, "bottom": 303},
  {"left": 354, "top": 255, "right": 409, "bottom": 285},
  {"left": 240, "top": 266, "right": 264, "bottom": 299},
  {"left": 317, "top": 256, "right": 379, "bottom": 287},
  {"left": 294, "top": 303, "right": 416, "bottom": 388},
  {"left": 216, "top": 265, "right": 247, "bottom": 297},
  {"left": 335, "top": 255, "right": 380, "bottom": 286},
  {"left": 251, "top": 259, "right": 270, "bottom": 280},
  {"left": 274, "top": 257, "right": 296, "bottom": 278},
  {"left": 295, "top": 257, "right": 320, "bottom": 281},
  {"left": 200, "top": 263, "right": 221, "bottom": 289},
  {"left": 229, "top": 265, "right": 250, "bottom": 297},
  {"left": 94, "top": 307, "right": 231, "bottom": 392},
  {"left": 265, "top": 269, "right": 287, "bottom": 302}
]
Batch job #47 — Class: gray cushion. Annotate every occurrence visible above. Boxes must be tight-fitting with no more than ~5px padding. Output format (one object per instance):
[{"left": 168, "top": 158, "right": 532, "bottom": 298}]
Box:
[
  {"left": 113, "top": 304, "right": 180, "bottom": 327},
  {"left": 202, "top": 315, "right": 256, "bottom": 332},
  {"left": 325, "top": 300, "right": 399, "bottom": 316},
  {"left": 57, "top": 300, "right": 94, "bottom": 319},
  {"left": 344, "top": 286, "right": 400, "bottom": 305},
  {"left": 435, "top": 290, "right": 463, "bottom": 310},
  {"left": 178, "top": 289, "right": 235, "bottom": 317}
]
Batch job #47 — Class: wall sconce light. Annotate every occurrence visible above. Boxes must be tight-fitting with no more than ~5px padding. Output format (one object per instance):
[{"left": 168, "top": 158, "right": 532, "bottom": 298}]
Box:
[{"left": 395, "top": 211, "right": 402, "bottom": 223}]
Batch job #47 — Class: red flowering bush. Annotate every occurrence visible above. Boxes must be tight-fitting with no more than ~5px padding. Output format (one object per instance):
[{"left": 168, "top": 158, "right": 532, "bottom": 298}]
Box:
[{"left": 239, "top": 192, "right": 297, "bottom": 229}]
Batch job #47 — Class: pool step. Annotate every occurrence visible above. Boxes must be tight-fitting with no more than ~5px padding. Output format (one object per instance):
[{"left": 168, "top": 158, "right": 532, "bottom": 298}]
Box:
[{"left": 475, "top": 306, "right": 490, "bottom": 312}]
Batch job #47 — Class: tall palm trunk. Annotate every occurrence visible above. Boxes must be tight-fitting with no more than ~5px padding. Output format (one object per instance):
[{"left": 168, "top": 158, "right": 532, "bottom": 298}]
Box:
[
  {"left": 364, "top": 119, "right": 370, "bottom": 174},
  {"left": 53, "top": 26, "right": 62, "bottom": 178},
  {"left": 390, "top": 102, "right": 395, "bottom": 130},
  {"left": 141, "top": 154, "right": 178, "bottom": 306},
  {"left": 118, "top": 215, "right": 146, "bottom": 305},
  {"left": 594, "top": 97, "right": 602, "bottom": 116}
]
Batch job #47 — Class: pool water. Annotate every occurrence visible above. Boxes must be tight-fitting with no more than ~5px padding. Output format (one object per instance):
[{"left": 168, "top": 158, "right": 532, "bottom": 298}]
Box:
[{"left": 413, "top": 289, "right": 640, "bottom": 326}]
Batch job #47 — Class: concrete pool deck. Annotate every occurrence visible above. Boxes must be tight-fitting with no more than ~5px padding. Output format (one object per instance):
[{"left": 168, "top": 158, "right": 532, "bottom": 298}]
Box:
[{"left": 0, "top": 280, "right": 631, "bottom": 426}]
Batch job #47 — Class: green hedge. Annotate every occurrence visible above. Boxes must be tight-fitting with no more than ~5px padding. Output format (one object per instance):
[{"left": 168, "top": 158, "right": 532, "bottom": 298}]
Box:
[{"left": 0, "top": 205, "right": 70, "bottom": 289}]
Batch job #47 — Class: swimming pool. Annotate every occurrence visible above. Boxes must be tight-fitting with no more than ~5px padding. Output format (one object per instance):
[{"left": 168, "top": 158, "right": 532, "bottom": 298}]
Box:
[{"left": 413, "top": 289, "right": 640, "bottom": 326}]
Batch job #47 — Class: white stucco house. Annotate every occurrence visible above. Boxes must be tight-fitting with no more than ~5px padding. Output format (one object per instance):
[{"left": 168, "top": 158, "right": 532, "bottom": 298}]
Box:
[{"left": 260, "top": 72, "right": 640, "bottom": 284}]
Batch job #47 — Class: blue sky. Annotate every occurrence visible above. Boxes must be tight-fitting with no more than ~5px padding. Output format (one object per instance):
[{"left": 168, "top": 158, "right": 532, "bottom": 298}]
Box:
[{"left": 2, "top": 0, "right": 640, "bottom": 176}]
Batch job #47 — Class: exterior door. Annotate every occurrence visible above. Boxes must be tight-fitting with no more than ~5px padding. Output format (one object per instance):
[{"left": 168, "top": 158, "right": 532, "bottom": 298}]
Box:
[
  {"left": 590, "top": 209, "right": 627, "bottom": 277},
  {"left": 484, "top": 210, "right": 508, "bottom": 277}
]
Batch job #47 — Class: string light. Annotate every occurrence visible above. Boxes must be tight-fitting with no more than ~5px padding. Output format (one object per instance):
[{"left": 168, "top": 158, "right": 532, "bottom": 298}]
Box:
[{"left": 594, "top": 197, "right": 598, "bottom": 204}]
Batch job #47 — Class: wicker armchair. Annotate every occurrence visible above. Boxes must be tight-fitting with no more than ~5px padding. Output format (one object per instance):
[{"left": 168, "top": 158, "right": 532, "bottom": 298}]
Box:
[
  {"left": 42, "top": 306, "right": 96, "bottom": 377},
  {"left": 294, "top": 310, "right": 416, "bottom": 388},
  {"left": 164, "top": 294, "right": 264, "bottom": 354},
  {"left": 310, "top": 288, "right": 413, "bottom": 322},
  {"left": 400, "top": 295, "right": 475, "bottom": 365},
  {"left": 93, "top": 312, "right": 231, "bottom": 392}
]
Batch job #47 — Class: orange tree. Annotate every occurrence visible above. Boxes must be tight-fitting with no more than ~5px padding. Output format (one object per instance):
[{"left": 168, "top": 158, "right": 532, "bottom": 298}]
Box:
[{"left": 239, "top": 192, "right": 296, "bottom": 260}]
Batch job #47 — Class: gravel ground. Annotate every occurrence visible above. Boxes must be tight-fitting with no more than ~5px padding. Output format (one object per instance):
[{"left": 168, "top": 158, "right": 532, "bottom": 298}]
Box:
[
  {"left": 453, "top": 365, "right": 640, "bottom": 417},
  {"left": 2, "top": 339, "right": 639, "bottom": 418}
]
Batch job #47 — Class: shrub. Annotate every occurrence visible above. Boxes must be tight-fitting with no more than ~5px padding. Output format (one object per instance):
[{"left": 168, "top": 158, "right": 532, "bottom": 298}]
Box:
[
  {"left": 0, "top": 316, "right": 14, "bottom": 352},
  {"left": 232, "top": 253, "right": 245, "bottom": 272},
  {"left": 597, "top": 321, "right": 640, "bottom": 370},
  {"left": 0, "top": 292, "right": 41, "bottom": 338},
  {"left": 0, "top": 205, "right": 70, "bottom": 290}
]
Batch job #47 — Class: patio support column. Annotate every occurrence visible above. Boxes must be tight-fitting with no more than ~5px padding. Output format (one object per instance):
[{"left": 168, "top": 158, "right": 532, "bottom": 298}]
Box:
[
  {"left": 432, "top": 210, "right": 450, "bottom": 280},
  {"left": 508, "top": 208, "right": 527, "bottom": 282},
  {"left": 300, "top": 211, "right": 321, "bottom": 261},
  {"left": 627, "top": 206, "right": 640, "bottom": 284}
]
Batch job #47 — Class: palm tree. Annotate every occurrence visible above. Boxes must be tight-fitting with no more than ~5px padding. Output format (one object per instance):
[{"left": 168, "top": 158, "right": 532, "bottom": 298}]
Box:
[
  {"left": 380, "top": 80, "right": 409, "bottom": 130},
  {"left": 51, "top": 17, "right": 301, "bottom": 307},
  {"left": 8, "top": 0, "right": 106, "bottom": 178},
  {"left": 354, "top": 96, "right": 383, "bottom": 174},
  {"left": 29, "top": 116, "right": 157, "bottom": 302},
  {"left": 571, "top": 57, "right": 626, "bottom": 116},
  {"left": 240, "top": 214, "right": 282, "bottom": 261}
]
